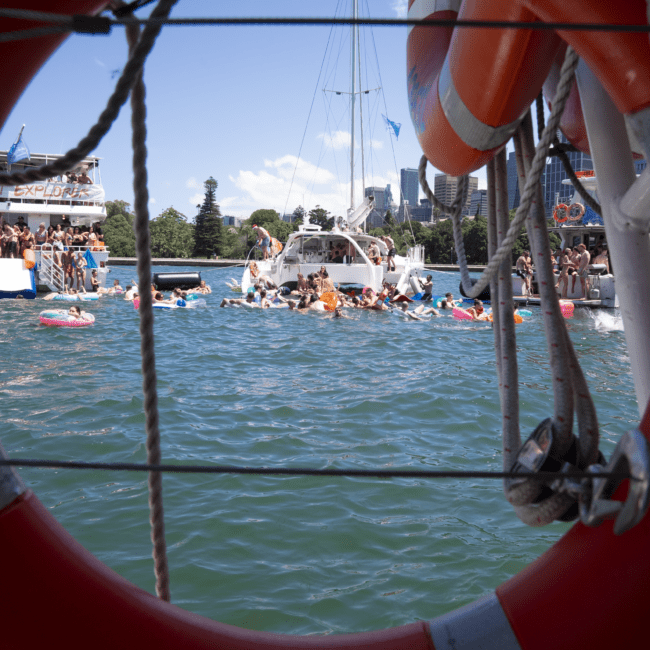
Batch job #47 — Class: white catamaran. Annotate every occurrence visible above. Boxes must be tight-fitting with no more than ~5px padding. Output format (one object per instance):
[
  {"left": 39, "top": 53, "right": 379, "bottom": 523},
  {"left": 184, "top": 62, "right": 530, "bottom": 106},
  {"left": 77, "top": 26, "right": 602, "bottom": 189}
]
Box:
[{"left": 241, "top": 0, "right": 425, "bottom": 295}]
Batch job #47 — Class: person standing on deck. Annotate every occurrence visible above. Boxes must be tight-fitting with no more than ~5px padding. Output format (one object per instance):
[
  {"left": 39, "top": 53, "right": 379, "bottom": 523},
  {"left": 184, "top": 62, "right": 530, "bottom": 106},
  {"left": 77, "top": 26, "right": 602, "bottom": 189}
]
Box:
[
  {"left": 252, "top": 225, "right": 271, "bottom": 260},
  {"left": 576, "top": 243, "right": 591, "bottom": 298},
  {"left": 516, "top": 251, "right": 533, "bottom": 296},
  {"left": 383, "top": 235, "right": 396, "bottom": 272}
]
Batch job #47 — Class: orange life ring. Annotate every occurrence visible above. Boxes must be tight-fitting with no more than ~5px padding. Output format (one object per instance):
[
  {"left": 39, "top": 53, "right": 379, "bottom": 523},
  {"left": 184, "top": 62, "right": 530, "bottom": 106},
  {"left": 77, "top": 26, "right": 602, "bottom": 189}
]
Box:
[
  {"left": 567, "top": 202, "right": 585, "bottom": 221},
  {"left": 2, "top": 3, "right": 650, "bottom": 650},
  {"left": 553, "top": 204, "right": 569, "bottom": 223},
  {"left": 407, "top": 0, "right": 562, "bottom": 176},
  {"left": 319, "top": 291, "right": 338, "bottom": 312}
]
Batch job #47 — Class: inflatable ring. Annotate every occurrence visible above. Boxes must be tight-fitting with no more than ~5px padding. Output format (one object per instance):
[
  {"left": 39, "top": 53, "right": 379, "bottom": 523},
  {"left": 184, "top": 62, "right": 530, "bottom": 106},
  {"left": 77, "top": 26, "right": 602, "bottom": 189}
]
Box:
[
  {"left": 567, "top": 202, "right": 586, "bottom": 222},
  {"left": 23, "top": 248, "right": 36, "bottom": 269},
  {"left": 553, "top": 204, "right": 569, "bottom": 223},
  {"left": 39, "top": 309, "right": 95, "bottom": 327},
  {"left": 270, "top": 237, "right": 283, "bottom": 256}
]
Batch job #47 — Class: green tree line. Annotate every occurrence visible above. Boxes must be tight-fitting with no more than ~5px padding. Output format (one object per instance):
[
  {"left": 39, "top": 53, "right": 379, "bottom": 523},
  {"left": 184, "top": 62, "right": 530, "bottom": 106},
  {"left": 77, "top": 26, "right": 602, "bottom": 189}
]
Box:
[{"left": 104, "top": 180, "right": 558, "bottom": 263}]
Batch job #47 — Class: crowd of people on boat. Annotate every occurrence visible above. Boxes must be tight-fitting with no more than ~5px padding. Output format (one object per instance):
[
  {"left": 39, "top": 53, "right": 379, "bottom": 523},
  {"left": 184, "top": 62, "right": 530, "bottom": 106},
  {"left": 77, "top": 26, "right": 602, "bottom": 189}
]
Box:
[
  {"left": 1, "top": 216, "right": 104, "bottom": 260},
  {"left": 515, "top": 240, "right": 610, "bottom": 299}
]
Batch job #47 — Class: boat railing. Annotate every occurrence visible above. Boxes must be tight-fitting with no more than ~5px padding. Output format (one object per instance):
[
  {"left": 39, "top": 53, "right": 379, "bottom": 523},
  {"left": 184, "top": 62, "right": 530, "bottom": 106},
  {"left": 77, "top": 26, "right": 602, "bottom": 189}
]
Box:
[
  {"left": 38, "top": 245, "right": 66, "bottom": 292},
  {"left": 407, "top": 244, "right": 425, "bottom": 264}
]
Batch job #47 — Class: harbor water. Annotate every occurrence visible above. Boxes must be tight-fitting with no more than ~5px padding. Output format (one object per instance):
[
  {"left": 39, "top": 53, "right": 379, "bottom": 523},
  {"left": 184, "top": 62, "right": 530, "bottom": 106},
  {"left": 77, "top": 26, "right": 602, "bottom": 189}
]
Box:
[{"left": 0, "top": 266, "right": 635, "bottom": 635}]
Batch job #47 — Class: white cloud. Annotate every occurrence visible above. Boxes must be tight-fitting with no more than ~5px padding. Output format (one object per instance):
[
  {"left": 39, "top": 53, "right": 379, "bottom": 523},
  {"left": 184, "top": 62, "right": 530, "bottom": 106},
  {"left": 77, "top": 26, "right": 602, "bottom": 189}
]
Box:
[
  {"left": 264, "top": 155, "right": 334, "bottom": 185},
  {"left": 188, "top": 192, "right": 203, "bottom": 206},
  {"left": 149, "top": 197, "right": 156, "bottom": 204},
  {"left": 318, "top": 130, "right": 351, "bottom": 151},
  {"left": 392, "top": 0, "right": 408, "bottom": 18},
  {"left": 185, "top": 177, "right": 202, "bottom": 190},
  {"left": 370, "top": 139, "right": 383, "bottom": 150}
]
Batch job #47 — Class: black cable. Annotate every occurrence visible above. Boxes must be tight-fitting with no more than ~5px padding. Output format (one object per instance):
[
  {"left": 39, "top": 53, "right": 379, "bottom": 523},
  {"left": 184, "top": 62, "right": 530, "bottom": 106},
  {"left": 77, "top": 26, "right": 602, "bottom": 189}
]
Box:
[{"left": 0, "top": 458, "right": 632, "bottom": 481}]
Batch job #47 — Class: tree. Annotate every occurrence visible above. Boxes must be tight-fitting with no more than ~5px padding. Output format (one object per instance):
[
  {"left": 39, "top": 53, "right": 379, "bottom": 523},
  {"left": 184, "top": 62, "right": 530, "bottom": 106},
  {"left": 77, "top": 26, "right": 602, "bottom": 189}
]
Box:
[
  {"left": 103, "top": 200, "right": 136, "bottom": 257},
  {"left": 291, "top": 205, "right": 306, "bottom": 226},
  {"left": 150, "top": 207, "right": 194, "bottom": 258},
  {"left": 243, "top": 209, "right": 280, "bottom": 229},
  {"left": 194, "top": 177, "right": 223, "bottom": 258},
  {"left": 308, "top": 205, "right": 334, "bottom": 230}
]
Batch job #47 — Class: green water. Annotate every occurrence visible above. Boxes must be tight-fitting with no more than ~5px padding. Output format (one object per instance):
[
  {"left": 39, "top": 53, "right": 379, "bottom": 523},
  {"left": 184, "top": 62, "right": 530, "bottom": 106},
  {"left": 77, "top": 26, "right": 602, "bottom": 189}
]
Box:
[{"left": 0, "top": 266, "right": 636, "bottom": 634}]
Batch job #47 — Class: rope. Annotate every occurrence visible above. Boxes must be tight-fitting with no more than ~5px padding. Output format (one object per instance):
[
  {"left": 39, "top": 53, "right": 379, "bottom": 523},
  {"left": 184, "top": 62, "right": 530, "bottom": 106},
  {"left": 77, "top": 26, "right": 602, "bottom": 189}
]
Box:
[
  {"left": 419, "top": 46, "right": 580, "bottom": 300},
  {"left": 3, "top": 11, "right": 650, "bottom": 33},
  {"left": 120, "top": 0, "right": 178, "bottom": 604},
  {"left": 0, "top": 2, "right": 172, "bottom": 187},
  {"left": 0, "top": 459, "right": 630, "bottom": 482}
]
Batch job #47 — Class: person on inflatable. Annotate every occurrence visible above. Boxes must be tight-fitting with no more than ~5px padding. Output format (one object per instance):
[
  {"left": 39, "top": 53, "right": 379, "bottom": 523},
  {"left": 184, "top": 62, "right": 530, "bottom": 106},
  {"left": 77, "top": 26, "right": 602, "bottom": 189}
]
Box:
[
  {"left": 439, "top": 292, "right": 460, "bottom": 309},
  {"left": 68, "top": 305, "right": 93, "bottom": 323},
  {"left": 466, "top": 299, "right": 487, "bottom": 321},
  {"left": 419, "top": 275, "right": 434, "bottom": 301}
]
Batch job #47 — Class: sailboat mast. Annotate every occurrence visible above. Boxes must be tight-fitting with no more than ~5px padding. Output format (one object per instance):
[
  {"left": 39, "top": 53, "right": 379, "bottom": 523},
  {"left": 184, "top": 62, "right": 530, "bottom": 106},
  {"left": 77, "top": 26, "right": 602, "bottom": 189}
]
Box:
[{"left": 349, "top": 0, "right": 357, "bottom": 211}]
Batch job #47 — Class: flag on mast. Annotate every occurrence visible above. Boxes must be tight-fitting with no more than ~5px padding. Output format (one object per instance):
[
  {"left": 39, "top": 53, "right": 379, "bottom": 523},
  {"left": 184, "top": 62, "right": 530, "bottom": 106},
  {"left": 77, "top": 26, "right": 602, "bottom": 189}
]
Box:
[
  {"left": 7, "top": 125, "right": 30, "bottom": 164},
  {"left": 382, "top": 115, "right": 401, "bottom": 139}
]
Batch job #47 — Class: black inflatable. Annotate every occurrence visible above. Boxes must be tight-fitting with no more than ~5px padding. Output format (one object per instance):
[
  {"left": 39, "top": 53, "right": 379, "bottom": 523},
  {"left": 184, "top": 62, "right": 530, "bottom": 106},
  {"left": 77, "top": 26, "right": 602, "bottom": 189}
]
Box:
[
  {"left": 153, "top": 272, "right": 201, "bottom": 291},
  {"left": 459, "top": 278, "right": 491, "bottom": 302}
]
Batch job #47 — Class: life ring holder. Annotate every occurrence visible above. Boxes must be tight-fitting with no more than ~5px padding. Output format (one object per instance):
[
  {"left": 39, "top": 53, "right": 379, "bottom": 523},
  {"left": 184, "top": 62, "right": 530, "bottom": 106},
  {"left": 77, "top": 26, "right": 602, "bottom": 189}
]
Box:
[
  {"left": 567, "top": 202, "right": 586, "bottom": 221},
  {"left": 553, "top": 203, "right": 569, "bottom": 223},
  {"left": 1, "top": 2, "right": 650, "bottom": 649}
]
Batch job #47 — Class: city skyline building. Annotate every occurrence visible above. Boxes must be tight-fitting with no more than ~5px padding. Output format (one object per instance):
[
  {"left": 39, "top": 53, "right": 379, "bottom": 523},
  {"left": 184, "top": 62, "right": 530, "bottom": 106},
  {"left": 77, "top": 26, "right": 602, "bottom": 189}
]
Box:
[
  {"left": 469, "top": 189, "right": 489, "bottom": 217},
  {"left": 400, "top": 168, "right": 419, "bottom": 208},
  {"left": 433, "top": 174, "right": 478, "bottom": 215}
]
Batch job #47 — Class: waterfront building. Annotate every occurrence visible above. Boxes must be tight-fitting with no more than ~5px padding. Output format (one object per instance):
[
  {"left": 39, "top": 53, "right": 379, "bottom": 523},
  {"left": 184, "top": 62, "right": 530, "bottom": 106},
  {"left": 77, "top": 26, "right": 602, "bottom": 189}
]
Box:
[
  {"left": 400, "top": 168, "right": 419, "bottom": 209},
  {"left": 434, "top": 174, "right": 478, "bottom": 215},
  {"left": 544, "top": 131, "right": 593, "bottom": 216},
  {"left": 470, "top": 189, "right": 489, "bottom": 217}
]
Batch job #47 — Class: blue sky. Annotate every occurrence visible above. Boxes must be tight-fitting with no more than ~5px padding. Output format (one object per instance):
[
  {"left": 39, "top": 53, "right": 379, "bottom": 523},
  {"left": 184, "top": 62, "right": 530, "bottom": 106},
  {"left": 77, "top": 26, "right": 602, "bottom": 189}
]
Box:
[{"left": 2, "top": 0, "right": 490, "bottom": 221}]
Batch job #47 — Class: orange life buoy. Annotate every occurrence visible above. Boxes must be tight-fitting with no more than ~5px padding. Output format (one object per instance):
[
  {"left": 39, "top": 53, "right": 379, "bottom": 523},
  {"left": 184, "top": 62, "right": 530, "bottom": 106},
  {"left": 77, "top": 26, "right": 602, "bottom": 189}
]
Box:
[
  {"left": 553, "top": 204, "right": 569, "bottom": 223},
  {"left": 407, "top": 0, "right": 562, "bottom": 176},
  {"left": 567, "top": 202, "right": 585, "bottom": 221}
]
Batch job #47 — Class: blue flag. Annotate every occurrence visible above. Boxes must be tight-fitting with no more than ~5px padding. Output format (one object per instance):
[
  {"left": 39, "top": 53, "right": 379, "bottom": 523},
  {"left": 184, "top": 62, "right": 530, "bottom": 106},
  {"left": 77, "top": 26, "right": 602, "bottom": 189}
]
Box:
[
  {"left": 7, "top": 133, "right": 30, "bottom": 164},
  {"left": 84, "top": 248, "right": 98, "bottom": 269},
  {"left": 382, "top": 114, "right": 401, "bottom": 139}
]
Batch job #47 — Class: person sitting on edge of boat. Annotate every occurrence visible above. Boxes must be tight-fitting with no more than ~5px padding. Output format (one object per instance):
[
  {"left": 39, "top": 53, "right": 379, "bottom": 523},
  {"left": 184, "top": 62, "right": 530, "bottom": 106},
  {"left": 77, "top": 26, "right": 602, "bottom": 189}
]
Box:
[
  {"left": 34, "top": 223, "right": 47, "bottom": 249},
  {"left": 383, "top": 235, "right": 396, "bottom": 272},
  {"left": 419, "top": 274, "right": 434, "bottom": 301},
  {"left": 439, "top": 292, "right": 459, "bottom": 309},
  {"left": 252, "top": 224, "right": 271, "bottom": 260},
  {"left": 516, "top": 250, "right": 533, "bottom": 296},
  {"left": 593, "top": 246, "right": 610, "bottom": 274},
  {"left": 466, "top": 299, "right": 486, "bottom": 321},
  {"left": 576, "top": 243, "right": 591, "bottom": 298}
]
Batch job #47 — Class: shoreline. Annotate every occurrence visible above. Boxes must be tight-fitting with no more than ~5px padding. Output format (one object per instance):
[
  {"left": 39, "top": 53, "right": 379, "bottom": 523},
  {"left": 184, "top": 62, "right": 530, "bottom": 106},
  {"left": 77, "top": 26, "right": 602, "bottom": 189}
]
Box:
[{"left": 107, "top": 257, "right": 501, "bottom": 272}]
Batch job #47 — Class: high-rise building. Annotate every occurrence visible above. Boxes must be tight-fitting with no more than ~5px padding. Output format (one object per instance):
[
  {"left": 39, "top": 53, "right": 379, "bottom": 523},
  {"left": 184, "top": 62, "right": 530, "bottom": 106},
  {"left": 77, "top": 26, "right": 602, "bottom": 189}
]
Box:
[
  {"left": 470, "top": 190, "right": 489, "bottom": 217},
  {"left": 507, "top": 151, "right": 520, "bottom": 211},
  {"left": 544, "top": 131, "right": 593, "bottom": 216},
  {"left": 433, "top": 174, "right": 478, "bottom": 215},
  {"left": 400, "top": 168, "right": 419, "bottom": 208},
  {"left": 365, "top": 186, "right": 386, "bottom": 212}
]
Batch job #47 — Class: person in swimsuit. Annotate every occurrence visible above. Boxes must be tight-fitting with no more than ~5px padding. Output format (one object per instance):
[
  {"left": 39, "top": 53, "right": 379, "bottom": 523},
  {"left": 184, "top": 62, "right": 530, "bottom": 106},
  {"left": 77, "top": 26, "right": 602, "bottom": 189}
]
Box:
[
  {"left": 397, "top": 301, "right": 423, "bottom": 320},
  {"left": 383, "top": 235, "right": 396, "bottom": 272},
  {"left": 74, "top": 251, "right": 87, "bottom": 290},
  {"left": 252, "top": 225, "right": 271, "bottom": 260},
  {"left": 419, "top": 275, "right": 433, "bottom": 301},
  {"left": 62, "top": 248, "right": 75, "bottom": 289},
  {"left": 90, "top": 270, "right": 100, "bottom": 292},
  {"left": 466, "top": 299, "right": 486, "bottom": 321},
  {"left": 34, "top": 223, "right": 47, "bottom": 250},
  {"left": 439, "top": 292, "right": 459, "bottom": 309}
]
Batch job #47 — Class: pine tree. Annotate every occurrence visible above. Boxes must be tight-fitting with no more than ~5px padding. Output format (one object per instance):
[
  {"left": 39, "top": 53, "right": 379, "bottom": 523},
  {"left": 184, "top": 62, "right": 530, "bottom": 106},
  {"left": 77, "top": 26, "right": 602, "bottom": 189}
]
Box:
[{"left": 193, "top": 177, "right": 223, "bottom": 258}]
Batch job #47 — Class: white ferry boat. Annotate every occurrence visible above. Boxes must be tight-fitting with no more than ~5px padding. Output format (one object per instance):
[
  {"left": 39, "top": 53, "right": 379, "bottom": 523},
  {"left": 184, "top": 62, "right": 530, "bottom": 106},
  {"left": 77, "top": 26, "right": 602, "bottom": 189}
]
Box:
[{"left": 0, "top": 150, "right": 110, "bottom": 298}]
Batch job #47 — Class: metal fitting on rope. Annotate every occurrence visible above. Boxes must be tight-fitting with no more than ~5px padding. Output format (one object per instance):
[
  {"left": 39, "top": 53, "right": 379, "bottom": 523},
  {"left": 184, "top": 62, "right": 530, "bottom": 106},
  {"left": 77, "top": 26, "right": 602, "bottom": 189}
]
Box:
[
  {"left": 505, "top": 419, "right": 586, "bottom": 521},
  {"left": 578, "top": 429, "right": 650, "bottom": 535}
]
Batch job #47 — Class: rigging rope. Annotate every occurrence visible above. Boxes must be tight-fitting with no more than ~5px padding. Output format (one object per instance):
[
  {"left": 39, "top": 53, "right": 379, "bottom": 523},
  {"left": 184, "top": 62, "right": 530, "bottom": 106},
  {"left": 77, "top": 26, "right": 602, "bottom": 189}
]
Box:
[{"left": 117, "top": 0, "right": 176, "bottom": 603}]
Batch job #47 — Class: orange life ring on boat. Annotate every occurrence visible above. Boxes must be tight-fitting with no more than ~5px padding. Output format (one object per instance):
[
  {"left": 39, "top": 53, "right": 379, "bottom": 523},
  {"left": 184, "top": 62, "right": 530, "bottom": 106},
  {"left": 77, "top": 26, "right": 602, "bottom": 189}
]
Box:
[
  {"left": 23, "top": 248, "right": 36, "bottom": 269},
  {"left": 407, "top": 0, "right": 562, "bottom": 176},
  {"left": 553, "top": 204, "right": 569, "bottom": 223},
  {"left": 2, "top": 3, "right": 650, "bottom": 650},
  {"left": 567, "top": 202, "right": 585, "bottom": 221}
]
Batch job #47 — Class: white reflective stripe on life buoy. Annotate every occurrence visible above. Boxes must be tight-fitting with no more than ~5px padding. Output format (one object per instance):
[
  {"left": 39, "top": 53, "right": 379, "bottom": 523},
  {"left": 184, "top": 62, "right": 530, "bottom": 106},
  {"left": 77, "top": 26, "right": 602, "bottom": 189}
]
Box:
[
  {"left": 438, "top": 54, "right": 527, "bottom": 152},
  {"left": 429, "top": 593, "right": 522, "bottom": 650},
  {"left": 407, "top": 0, "right": 459, "bottom": 36}
]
